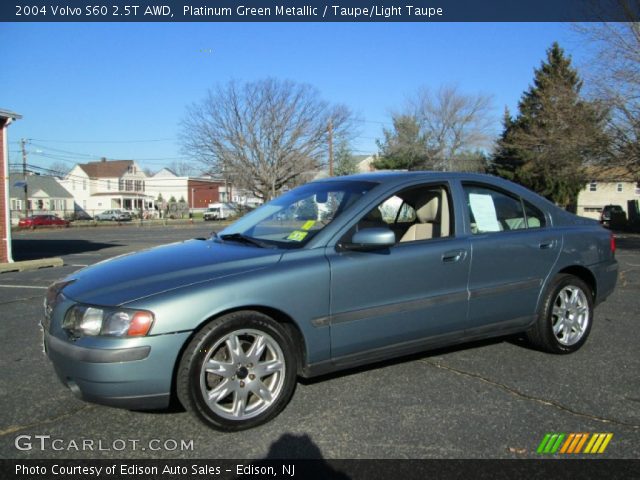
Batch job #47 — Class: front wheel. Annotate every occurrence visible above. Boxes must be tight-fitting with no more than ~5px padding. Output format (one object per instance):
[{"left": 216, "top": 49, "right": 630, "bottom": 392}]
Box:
[
  {"left": 526, "top": 274, "right": 594, "bottom": 354},
  {"left": 177, "top": 311, "right": 297, "bottom": 431}
]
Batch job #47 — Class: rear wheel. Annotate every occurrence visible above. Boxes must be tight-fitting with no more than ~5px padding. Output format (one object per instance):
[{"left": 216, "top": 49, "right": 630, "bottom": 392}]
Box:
[
  {"left": 527, "top": 274, "right": 593, "bottom": 354},
  {"left": 177, "top": 311, "right": 297, "bottom": 431}
]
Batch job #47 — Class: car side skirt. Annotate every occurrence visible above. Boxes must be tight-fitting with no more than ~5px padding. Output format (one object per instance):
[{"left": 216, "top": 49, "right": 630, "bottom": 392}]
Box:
[{"left": 301, "top": 315, "right": 535, "bottom": 378}]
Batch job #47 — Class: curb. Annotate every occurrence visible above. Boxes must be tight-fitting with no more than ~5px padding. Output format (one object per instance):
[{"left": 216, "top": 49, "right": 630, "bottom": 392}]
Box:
[{"left": 0, "top": 257, "right": 64, "bottom": 274}]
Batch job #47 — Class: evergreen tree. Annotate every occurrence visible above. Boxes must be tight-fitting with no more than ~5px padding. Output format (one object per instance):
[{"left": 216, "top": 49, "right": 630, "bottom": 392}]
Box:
[
  {"left": 492, "top": 43, "right": 610, "bottom": 208},
  {"left": 334, "top": 141, "right": 359, "bottom": 176},
  {"left": 374, "top": 115, "right": 432, "bottom": 170}
]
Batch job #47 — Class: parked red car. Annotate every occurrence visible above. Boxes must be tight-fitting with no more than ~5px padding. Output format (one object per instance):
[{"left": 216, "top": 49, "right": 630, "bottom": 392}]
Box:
[{"left": 18, "top": 214, "right": 70, "bottom": 228}]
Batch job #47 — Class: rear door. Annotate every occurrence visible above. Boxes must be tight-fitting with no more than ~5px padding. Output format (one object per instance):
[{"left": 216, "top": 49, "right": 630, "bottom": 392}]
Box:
[{"left": 462, "top": 183, "right": 561, "bottom": 334}]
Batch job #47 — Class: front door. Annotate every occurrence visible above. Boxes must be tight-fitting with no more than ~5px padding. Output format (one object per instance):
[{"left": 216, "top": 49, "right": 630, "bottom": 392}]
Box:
[{"left": 326, "top": 183, "right": 471, "bottom": 360}]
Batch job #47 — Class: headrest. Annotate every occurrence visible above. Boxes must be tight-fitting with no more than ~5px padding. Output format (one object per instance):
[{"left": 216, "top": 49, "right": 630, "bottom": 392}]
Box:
[{"left": 416, "top": 196, "right": 439, "bottom": 223}]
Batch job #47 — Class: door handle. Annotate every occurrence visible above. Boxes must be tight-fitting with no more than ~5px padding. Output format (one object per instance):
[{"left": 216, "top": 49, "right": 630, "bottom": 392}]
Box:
[
  {"left": 442, "top": 250, "right": 467, "bottom": 263},
  {"left": 539, "top": 240, "right": 556, "bottom": 250}
]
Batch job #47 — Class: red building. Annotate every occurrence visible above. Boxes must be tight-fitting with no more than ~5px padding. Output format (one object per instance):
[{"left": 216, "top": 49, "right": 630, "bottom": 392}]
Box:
[{"left": 1, "top": 109, "right": 21, "bottom": 264}]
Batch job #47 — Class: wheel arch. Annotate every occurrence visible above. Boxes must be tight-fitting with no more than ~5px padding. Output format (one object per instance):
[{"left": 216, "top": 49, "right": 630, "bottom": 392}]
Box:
[
  {"left": 556, "top": 265, "right": 597, "bottom": 300},
  {"left": 170, "top": 305, "right": 308, "bottom": 405}
]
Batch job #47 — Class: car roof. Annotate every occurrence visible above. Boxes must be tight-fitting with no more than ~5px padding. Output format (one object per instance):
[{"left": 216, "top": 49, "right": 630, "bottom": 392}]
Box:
[
  {"left": 317, "top": 171, "right": 504, "bottom": 184},
  {"left": 315, "top": 171, "right": 534, "bottom": 194}
]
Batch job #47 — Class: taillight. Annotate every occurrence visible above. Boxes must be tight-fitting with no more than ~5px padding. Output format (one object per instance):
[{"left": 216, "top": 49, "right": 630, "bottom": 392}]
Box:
[{"left": 610, "top": 233, "right": 616, "bottom": 255}]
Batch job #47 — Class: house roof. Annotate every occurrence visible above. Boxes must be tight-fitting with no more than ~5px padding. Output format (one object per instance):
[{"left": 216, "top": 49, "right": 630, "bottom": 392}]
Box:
[
  {"left": 9, "top": 174, "right": 73, "bottom": 199},
  {"left": 585, "top": 165, "right": 638, "bottom": 182},
  {"left": 0, "top": 108, "right": 22, "bottom": 120},
  {"left": 153, "top": 168, "right": 177, "bottom": 178},
  {"left": 77, "top": 160, "right": 134, "bottom": 178}
]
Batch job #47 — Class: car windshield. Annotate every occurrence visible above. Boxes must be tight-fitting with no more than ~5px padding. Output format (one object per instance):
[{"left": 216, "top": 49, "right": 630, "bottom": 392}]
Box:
[{"left": 218, "top": 180, "right": 377, "bottom": 248}]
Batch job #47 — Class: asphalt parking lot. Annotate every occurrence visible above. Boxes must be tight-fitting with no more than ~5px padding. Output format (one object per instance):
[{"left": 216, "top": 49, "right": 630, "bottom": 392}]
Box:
[{"left": 1, "top": 225, "right": 639, "bottom": 459}]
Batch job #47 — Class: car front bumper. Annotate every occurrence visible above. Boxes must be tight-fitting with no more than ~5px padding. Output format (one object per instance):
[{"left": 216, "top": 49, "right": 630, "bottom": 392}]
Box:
[{"left": 44, "top": 330, "right": 191, "bottom": 410}]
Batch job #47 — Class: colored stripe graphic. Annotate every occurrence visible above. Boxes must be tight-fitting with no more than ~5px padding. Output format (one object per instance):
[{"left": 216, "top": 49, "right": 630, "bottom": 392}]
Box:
[
  {"left": 538, "top": 433, "right": 613, "bottom": 454},
  {"left": 584, "top": 433, "right": 614, "bottom": 454}
]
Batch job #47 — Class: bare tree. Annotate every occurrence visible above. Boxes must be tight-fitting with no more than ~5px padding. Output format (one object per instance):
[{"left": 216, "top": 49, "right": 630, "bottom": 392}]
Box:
[
  {"left": 180, "top": 78, "right": 354, "bottom": 201},
  {"left": 574, "top": 19, "right": 640, "bottom": 171},
  {"left": 410, "top": 85, "right": 494, "bottom": 171},
  {"left": 48, "top": 161, "right": 71, "bottom": 177},
  {"left": 168, "top": 160, "right": 202, "bottom": 177}
]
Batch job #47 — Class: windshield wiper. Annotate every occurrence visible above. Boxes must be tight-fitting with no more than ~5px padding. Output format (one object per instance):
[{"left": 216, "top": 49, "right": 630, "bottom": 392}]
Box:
[{"left": 219, "top": 233, "right": 269, "bottom": 248}]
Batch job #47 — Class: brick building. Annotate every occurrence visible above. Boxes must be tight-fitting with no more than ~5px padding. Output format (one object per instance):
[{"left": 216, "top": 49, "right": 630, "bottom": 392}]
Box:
[{"left": 1, "top": 108, "right": 21, "bottom": 264}]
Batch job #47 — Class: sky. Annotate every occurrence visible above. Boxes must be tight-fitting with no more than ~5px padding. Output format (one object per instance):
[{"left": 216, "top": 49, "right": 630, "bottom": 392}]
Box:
[{"left": 1, "top": 22, "right": 593, "bottom": 175}]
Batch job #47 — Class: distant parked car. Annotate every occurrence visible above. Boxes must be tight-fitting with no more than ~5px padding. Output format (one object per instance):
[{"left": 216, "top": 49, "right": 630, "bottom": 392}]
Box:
[
  {"left": 18, "top": 214, "right": 70, "bottom": 229},
  {"left": 94, "top": 209, "right": 132, "bottom": 221},
  {"left": 600, "top": 204, "right": 626, "bottom": 229},
  {"left": 42, "top": 172, "right": 618, "bottom": 431}
]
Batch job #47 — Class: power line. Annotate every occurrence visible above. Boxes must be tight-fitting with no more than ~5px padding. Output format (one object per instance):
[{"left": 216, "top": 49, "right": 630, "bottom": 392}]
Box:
[{"left": 29, "top": 137, "right": 175, "bottom": 144}]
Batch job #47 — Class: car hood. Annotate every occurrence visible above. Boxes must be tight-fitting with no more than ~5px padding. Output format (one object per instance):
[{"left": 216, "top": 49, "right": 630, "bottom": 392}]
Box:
[{"left": 62, "top": 239, "right": 283, "bottom": 306}]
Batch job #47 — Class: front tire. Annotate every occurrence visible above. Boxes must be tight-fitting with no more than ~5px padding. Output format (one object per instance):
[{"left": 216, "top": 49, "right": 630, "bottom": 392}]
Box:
[
  {"left": 177, "top": 311, "right": 297, "bottom": 431},
  {"left": 527, "top": 274, "right": 594, "bottom": 354}
]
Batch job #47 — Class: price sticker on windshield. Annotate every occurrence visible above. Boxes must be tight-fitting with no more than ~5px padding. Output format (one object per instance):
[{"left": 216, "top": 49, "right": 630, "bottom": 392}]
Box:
[
  {"left": 287, "top": 230, "right": 308, "bottom": 241},
  {"left": 301, "top": 220, "right": 316, "bottom": 230}
]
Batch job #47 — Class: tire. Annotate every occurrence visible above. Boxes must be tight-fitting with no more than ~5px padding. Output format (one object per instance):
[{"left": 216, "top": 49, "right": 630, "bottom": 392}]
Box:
[
  {"left": 177, "top": 311, "right": 297, "bottom": 431},
  {"left": 526, "top": 274, "right": 594, "bottom": 354}
]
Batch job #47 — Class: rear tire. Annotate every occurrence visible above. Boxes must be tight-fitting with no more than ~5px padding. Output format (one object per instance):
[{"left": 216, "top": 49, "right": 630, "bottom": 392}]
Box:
[
  {"left": 177, "top": 311, "right": 297, "bottom": 431},
  {"left": 526, "top": 274, "right": 593, "bottom": 354}
]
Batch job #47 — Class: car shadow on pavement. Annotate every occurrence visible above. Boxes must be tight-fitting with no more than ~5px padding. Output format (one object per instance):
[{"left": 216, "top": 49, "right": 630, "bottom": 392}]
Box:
[
  {"left": 246, "top": 433, "right": 351, "bottom": 478},
  {"left": 12, "top": 239, "right": 122, "bottom": 261}
]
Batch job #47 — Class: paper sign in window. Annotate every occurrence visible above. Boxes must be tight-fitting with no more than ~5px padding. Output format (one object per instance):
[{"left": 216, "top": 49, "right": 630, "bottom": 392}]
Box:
[{"left": 469, "top": 193, "right": 501, "bottom": 232}]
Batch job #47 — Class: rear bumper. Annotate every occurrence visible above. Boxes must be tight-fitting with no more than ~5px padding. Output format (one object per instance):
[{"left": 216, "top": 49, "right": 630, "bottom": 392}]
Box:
[
  {"left": 592, "top": 259, "right": 618, "bottom": 305},
  {"left": 44, "top": 330, "right": 191, "bottom": 410}
]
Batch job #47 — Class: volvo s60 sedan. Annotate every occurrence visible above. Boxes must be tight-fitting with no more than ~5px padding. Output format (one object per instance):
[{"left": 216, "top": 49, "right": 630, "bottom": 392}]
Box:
[{"left": 42, "top": 172, "right": 618, "bottom": 430}]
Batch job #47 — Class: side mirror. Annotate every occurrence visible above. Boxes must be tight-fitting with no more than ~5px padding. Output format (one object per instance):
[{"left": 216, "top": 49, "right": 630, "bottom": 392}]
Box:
[{"left": 340, "top": 227, "right": 396, "bottom": 251}]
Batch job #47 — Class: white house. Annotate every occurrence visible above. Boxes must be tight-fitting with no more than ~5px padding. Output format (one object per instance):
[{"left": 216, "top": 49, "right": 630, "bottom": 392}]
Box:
[
  {"left": 62, "top": 159, "right": 154, "bottom": 217},
  {"left": 145, "top": 168, "right": 225, "bottom": 211},
  {"left": 9, "top": 173, "right": 74, "bottom": 224},
  {"left": 577, "top": 166, "right": 640, "bottom": 222}
]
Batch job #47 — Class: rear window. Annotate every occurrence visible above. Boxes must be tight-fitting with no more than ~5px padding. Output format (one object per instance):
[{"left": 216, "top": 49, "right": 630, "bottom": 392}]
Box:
[{"left": 463, "top": 184, "right": 546, "bottom": 234}]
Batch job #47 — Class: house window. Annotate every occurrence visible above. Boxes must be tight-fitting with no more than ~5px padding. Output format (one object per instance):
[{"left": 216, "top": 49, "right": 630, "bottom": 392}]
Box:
[
  {"left": 107, "top": 180, "right": 111, "bottom": 190},
  {"left": 135, "top": 180, "right": 143, "bottom": 192},
  {"left": 11, "top": 199, "right": 22, "bottom": 211},
  {"left": 83, "top": 179, "right": 87, "bottom": 191},
  {"left": 128, "top": 165, "right": 136, "bottom": 174},
  {"left": 72, "top": 180, "right": 76, "bottom": 190},
  {"left": 125, "top": 180, "right": 134, "bottom": 191},
  {"left": 119, "top": 179, "right": 125, "bottom": 191},
  {"left": 589, "top": 181, "right": 597, "bottom": 192}
]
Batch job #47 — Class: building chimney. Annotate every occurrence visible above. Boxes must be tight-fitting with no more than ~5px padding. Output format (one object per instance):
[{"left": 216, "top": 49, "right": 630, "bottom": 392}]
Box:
[{"left": 101, "top": 157, "right": 107, "bottom": 162}]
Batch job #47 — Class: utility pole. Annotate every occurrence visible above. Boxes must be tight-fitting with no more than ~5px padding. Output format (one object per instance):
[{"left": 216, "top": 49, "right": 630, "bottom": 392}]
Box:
[
  {"left": 328, "top": 119, "right": 334, "bottom": 177},
  {"left": 20, "top": 138, "right": 28, "bottom": 217}
]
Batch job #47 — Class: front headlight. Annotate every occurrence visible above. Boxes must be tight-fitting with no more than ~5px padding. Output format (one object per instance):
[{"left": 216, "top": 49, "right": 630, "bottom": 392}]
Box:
[{"left": 63, "top": 305, "right": 154, "bottom": 338}]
